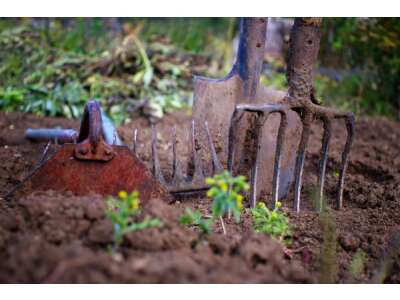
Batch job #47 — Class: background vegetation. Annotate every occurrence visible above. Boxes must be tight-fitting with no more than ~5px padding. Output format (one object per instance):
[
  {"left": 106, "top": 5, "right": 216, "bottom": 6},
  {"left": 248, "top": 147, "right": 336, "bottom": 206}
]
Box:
[{"left": 0, "top": 17, "right": 399, "bottom": 124}]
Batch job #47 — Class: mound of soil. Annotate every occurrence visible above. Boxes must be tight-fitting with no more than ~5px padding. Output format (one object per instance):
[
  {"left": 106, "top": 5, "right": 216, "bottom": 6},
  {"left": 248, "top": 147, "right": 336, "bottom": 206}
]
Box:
[{"left": 1, "top": 110, "right": 399, "bottom": 283}]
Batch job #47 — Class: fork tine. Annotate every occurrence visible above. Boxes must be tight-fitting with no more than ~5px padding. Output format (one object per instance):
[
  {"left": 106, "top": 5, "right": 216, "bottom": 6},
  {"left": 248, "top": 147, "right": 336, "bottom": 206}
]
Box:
[
  {"left": 151, "top": 125, "right": 166, "bottom": 185},
  {"left": 272, "top": 112, "right": 288, "bottom": 208},
  {"left": 205, "top": 120, "right": 223, "bottom": 175},
  {"left": 293, "top": 112, "right": 312, "bottom": 212},
  {"left": 249, "top": 113, "right": 268, "bottom": 208},
  {"left": 317, "top": 118, "right": 332, "bottom": 211},
  {"left": 336, "top": 113, "right": 355, "bottom": 209},
  {"left": 171, "top": 125, "right": 185, "bottom": 186},
  {"left": 132, "top": 128, "right": 138, "bottom": 156},
  {"left": 191, "top": 120, "right": 204, "bottom": 185},
  {"left": 227, "top": 109, "right": 245, "bottom": 173}
]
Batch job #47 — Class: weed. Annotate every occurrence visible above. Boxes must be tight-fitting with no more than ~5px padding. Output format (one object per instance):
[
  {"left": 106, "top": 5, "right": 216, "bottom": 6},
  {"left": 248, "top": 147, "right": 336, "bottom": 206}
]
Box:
[
  {"left": 318, "top": 208, "right": 338, "bottom": 283},
  {"left": 349, "top": 249, "right": 366, "bottom": 282},
  {"left": 205, "top": 171, "right": 249, "bottom": 234},
  {"left": 179, "top": 208, "right": 212, "bottom": 235},
  {"left": 106, "top": 191, "right": 162, "bottom": 252},
  {"left": 251, "top": 201, "right": 292, "bottom": 244}
]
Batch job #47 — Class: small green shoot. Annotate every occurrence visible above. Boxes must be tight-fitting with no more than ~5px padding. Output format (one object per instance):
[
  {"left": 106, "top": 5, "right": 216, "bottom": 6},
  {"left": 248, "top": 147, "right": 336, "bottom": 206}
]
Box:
[
  {"left": 205, "top": 171, "right": 249, "bottom": 234},
  {"left": 251, "top": 201, "right": 292, "bottom": 243},
  {"left": 106, "top": 191, "right": 162, "bottom": 252},
  {"left": 349, "top": 249, "right": 366, "bottom": 282},
  {"left": 179, "top": 208, "right": 212, "bottom": 235},
  {"left": 319, "top": 208, "right": 338, "bottom": 283}
]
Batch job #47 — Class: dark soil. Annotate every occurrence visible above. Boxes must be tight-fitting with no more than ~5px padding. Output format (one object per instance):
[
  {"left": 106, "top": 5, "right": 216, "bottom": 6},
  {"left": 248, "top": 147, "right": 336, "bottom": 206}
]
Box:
[{"left": 0, "top": 110, "right": 399, "bottom": 283}]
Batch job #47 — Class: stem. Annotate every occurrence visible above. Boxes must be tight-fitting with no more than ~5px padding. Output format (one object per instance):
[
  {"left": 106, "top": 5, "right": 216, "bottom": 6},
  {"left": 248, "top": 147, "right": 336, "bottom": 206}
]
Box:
[
  {"left": 228, "top": 182, "right": 233, "bottom": 219},
  {"left": 219, "top": 216, "right": 227, "bottom": 235}
]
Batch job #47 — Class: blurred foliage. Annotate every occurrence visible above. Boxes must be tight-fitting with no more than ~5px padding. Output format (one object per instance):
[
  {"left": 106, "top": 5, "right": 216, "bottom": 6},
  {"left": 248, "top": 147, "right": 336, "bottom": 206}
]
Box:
[
  {"left": 0, "top": 17, "right": 399, "bottom": 122},
  {"left": 0, "top": 18, "right": 235, "bottom": 124},
  {"left": 318, "top": 18, "right": 400, "bottom": 117}
]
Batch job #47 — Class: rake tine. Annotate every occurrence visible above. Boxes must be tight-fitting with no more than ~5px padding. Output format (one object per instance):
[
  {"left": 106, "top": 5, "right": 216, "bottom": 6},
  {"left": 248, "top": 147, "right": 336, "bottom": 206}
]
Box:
[
  {"left": 171, "top": 126, "right": 185, "bottom": 185},
  {"left": 40, "top": 141, "right": 52, "bottom": 164},
  {"left": 204, "top": 121, "right": 223, "bottom": 175},
  {"left": 272, "top": 112, "right": 288, "bottom": 208},
  {"left": 4, "top": 141, "right": 53, "bottom": 200},
  {"left": 190, "top": 120, "right": 204, "bottom": 185},
  {"left": 151, "top": 125, "right": 166, "bottom": 185},
  {"left": 227, "top": 109, "right": 245, "bottom": 173},
  {"left": 132, "top": 128, "right": 138, "bottom": 156},
  {"left": 336, "top": 113, "right": 355, "bottom": 209},
  {"left": 293, "top": 112, "right": 312, "bottom": 212},
  {"left": 250, "top": 113, "right": 268, "bottom": 208},
  {"left": 113, "top": 130, "right": 117, "bottom": 145},
  {"left": 317, "top": 118, "right": 332, "bottom": 211}
]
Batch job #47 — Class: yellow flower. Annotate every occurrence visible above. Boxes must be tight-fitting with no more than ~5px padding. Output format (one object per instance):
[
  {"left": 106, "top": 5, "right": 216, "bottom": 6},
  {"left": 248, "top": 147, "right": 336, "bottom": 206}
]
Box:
[
  {"left": 118, "top": 191, "right": 128, "bottom": 199},
  {"left": 275, "top": 201, "right": 282, "bottom": 209},
  {"left": 205, "top": 178, "right": 215, "bottom": 185},
  {"left": 131, "top": 199, "right": 139, "bottom": 210},
  {"left": 219, "top": 182, "right": 228, "bottom": 192},
  {"left": 207, "top": 189, "right": 216, "bottom": 198},
  {"left": 257, "top": 202, "right": 266, "bottom": 210},
  {"left": 235, "top": 194, "right": 243, "bottom": 209}
]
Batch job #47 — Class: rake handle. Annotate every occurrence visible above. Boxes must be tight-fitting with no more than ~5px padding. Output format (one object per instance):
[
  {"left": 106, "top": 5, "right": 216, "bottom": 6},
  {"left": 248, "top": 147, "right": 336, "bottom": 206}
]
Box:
[{"left": 25, "top": 128, "right": 78, "bottom": 144}]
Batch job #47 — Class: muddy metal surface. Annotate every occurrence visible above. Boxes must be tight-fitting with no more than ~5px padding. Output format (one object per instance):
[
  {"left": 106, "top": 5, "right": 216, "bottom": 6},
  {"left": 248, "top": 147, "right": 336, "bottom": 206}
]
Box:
[{"left": 0, "top": 111, "right": 399, "bottom": 283}]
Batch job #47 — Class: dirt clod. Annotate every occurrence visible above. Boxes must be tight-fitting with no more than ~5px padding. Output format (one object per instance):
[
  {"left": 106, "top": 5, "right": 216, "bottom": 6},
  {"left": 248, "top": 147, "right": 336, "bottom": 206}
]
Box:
[{"left": 1, "top": 112, "right": 400, "bottom": 283}]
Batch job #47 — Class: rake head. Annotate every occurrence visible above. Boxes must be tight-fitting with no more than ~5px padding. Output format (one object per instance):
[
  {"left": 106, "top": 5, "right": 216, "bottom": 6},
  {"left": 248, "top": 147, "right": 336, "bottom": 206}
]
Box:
[{"left": 132, "top": 120, "right": 223, "bottom": 196}]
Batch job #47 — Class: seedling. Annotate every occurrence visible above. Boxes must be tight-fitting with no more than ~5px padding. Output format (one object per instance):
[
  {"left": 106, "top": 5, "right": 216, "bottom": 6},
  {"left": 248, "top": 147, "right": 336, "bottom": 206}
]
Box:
[
  {"left": 206, "top": 171, "right": 249, "bottom": 234},
  {"left": 349, "top": 249, "right": 366, "bottom": 282},
  {"left": 251, "top": 201, "right": 292, "bottom": 244},
  {"left": 180, "top": 208, "right": 212, "bottom": 235},
  {"left": 106, "top": 191, "right": 162, "bottom": 252}
]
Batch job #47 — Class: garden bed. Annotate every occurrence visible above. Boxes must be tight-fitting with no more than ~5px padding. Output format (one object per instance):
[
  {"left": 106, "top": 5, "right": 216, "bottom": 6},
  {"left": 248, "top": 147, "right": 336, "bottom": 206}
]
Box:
[{"left": 0, "top": 110, "right": 399, "bottom": 283}]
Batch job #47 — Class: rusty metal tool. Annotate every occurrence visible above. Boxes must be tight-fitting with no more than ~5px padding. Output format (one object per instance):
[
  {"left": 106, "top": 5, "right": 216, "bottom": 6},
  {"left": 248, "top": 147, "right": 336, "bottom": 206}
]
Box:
[
  {"left": 227, "top": 18, "right": 354, "bottom": 211},
  {"left": 149, "top": 120, "right": 224, "bottom": 195},
  {"left": 193, "top": 17, "right": 301, "bottom": 202},
  {"left": 7, "top": 100, "right": 170, "bottom": 202}
]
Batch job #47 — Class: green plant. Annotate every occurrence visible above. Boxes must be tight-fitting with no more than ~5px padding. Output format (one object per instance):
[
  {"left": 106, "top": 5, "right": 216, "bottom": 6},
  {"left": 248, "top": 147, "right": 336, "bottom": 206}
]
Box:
[
  {"left": 251, "top": 201, "right": 292, "bottom": 243},
  {"left": 205, "top": 171, "right": 249, "bottom": 234},
  {"left": 179, "top": 208, "right": 212, "bottom": 235},
  {"left": 349, "top": 249, "right": 366, "bottom": 282},
  {"left": 319, "top": 208, "right": 338, "bottom": 283},
  {"left": 106, "top": 191, "right": 162, "bottom": 252}
]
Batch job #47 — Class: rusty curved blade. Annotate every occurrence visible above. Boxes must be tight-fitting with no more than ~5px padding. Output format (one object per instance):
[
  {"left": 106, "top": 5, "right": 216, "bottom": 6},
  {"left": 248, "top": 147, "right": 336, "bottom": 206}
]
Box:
[
  {"left": 16, "top": 144, "right": 171, "bottom": 202},
  {"left": 11, "top": 100, "right": 171, "bottom": 203}
]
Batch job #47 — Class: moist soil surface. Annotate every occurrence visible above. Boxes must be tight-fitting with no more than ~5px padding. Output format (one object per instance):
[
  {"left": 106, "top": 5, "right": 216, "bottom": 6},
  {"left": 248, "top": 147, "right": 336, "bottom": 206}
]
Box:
[{"left": 0, "top": 110, "right": 399, "bottom": 283}]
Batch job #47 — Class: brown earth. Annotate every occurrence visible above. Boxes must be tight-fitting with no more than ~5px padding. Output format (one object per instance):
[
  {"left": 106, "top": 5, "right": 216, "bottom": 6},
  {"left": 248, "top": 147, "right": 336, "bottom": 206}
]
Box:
[{"left": 0, "top": 110, "right": 399, "bottom": 283}]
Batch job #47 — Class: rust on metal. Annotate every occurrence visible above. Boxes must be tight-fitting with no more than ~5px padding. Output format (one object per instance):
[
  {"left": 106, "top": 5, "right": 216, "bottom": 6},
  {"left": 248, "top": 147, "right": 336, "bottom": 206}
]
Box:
[{"left": 12, "top": 100, "right": 171, "bottom": 202}]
